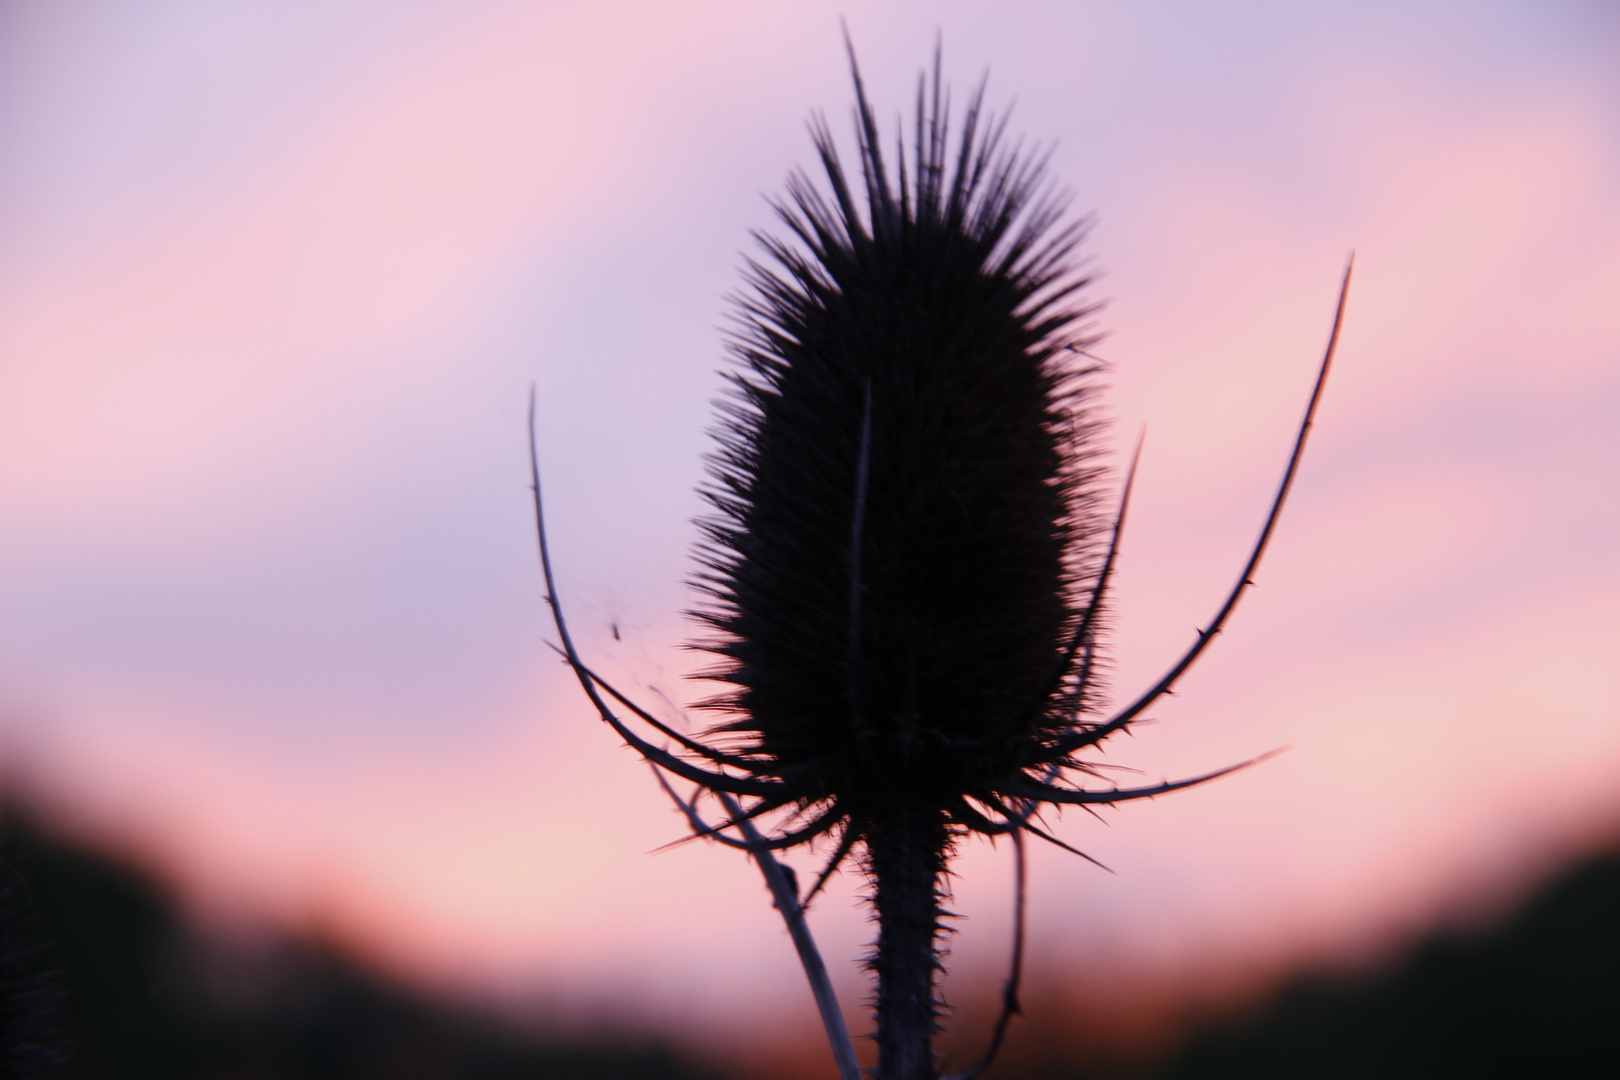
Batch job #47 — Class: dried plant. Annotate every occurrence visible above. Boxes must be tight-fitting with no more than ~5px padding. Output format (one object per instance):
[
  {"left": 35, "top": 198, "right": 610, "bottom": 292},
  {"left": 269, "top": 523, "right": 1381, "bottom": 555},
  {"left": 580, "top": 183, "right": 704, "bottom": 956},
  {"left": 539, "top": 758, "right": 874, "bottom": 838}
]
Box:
[{"left": 530, "top": 40, "right": 1349, "bottom": 1080}]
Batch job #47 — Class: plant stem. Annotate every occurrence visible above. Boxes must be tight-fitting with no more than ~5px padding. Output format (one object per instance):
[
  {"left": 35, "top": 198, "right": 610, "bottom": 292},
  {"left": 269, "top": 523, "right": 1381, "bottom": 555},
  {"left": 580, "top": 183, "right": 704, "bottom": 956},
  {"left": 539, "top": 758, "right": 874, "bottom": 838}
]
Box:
[
  {"left": 717, "top": 793, "right": 862, "bottom": 1080},
  {"left": 867, "top": 804, "right": 949, "bottom": 1080}
]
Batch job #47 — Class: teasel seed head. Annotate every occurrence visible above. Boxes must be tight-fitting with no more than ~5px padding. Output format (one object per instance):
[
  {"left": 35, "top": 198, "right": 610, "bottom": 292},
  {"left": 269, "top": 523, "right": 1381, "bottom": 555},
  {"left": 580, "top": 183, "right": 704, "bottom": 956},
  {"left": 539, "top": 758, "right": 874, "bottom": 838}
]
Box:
[{"left": 690, "top": 52, "right": 1107, "bottom": 833}]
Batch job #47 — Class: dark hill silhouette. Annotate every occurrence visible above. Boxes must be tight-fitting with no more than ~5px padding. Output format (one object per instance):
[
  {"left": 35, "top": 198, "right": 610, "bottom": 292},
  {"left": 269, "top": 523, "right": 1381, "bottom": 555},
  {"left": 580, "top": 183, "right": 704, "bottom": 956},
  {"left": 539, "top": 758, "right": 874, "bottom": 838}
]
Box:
[
  {"left": 4, "top": 799, "right": 1617, "bottom": 1078},
  {"left": 0, "top": 805, "right": 716, "bottom": 1080},
  {"left": 1155, "top": 847, "right": 1620, "bottom": 1079}
]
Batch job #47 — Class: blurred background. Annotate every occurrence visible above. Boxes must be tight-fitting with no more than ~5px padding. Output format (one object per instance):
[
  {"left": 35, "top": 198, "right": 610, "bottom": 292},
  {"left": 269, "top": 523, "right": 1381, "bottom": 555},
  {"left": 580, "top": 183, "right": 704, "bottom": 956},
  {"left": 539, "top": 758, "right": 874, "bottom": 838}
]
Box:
[{"left": 1, "top": 2, "right": 1617, "bottom": 1076}]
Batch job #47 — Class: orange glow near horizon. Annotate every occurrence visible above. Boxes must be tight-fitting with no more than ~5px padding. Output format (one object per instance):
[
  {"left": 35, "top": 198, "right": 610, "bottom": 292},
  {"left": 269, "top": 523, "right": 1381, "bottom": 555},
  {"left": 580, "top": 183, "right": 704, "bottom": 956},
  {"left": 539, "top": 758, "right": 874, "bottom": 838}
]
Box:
[{"left": 2, "top": 1, "right": 1618, "bottom": 1067}]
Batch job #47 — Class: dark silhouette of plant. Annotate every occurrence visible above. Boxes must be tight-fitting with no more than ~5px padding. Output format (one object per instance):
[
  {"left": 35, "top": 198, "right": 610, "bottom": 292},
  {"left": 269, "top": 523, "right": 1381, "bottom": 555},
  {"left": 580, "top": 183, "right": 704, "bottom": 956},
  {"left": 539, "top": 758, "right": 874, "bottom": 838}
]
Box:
[{"left": 530, "top": 40, "right": 1349, "bottom": 1080}]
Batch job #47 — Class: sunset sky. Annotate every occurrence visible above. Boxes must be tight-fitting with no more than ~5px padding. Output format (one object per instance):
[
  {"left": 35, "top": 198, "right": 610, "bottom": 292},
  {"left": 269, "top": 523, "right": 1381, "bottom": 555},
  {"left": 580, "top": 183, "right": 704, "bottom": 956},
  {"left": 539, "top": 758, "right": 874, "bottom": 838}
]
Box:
[{"left": 2, "top": 0, "right": 1618, "bottom": 1066}]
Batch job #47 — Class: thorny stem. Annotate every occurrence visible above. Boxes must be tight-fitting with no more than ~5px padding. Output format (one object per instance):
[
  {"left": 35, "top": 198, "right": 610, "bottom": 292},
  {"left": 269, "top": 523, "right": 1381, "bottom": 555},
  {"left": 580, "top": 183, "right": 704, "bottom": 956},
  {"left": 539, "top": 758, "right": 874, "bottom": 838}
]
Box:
[
  {"left": 867, "top": 805, "right": 951, "bottom": 1080},
  {"left": 717, "top": 793, "right": 863, "bottom": 1080}
]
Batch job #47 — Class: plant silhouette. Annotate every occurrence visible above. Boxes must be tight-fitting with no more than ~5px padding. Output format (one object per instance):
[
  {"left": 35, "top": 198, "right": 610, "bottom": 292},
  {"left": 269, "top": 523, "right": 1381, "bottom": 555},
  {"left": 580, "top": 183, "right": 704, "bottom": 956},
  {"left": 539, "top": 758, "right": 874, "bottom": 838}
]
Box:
[{"left": 531, "top": 40, "right": 1349, "bottom": 1080}]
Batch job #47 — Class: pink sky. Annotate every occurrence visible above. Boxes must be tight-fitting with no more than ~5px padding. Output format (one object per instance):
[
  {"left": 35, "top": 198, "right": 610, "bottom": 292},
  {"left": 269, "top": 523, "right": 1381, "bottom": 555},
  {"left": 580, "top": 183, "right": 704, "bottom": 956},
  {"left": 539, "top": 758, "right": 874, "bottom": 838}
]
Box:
[{"left": 2, "top": 0, "right": 1618, "bottom": 1067}]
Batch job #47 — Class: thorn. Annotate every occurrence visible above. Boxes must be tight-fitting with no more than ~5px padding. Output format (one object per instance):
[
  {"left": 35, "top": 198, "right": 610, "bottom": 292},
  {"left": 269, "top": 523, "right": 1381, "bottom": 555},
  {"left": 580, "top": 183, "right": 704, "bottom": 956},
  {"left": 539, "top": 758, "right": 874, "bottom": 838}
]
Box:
[{"left": 1064, "top": 346, "right": 1111, "bottom": 364}]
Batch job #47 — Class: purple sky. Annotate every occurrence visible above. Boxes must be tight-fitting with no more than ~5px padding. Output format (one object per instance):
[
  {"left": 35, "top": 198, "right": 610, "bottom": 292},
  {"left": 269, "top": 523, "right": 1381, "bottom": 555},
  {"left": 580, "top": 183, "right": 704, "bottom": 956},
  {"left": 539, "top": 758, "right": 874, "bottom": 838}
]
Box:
[{"left": 1, "top": 0, "right": 1618, "bottom": 1061}]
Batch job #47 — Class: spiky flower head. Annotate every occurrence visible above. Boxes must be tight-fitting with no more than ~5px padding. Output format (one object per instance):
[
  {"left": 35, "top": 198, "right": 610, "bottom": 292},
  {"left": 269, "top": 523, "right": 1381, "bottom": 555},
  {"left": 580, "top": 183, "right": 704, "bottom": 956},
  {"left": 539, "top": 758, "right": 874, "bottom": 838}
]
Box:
[{"left": 690, "top": 53, "right": 1107, "bottom": 842}]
